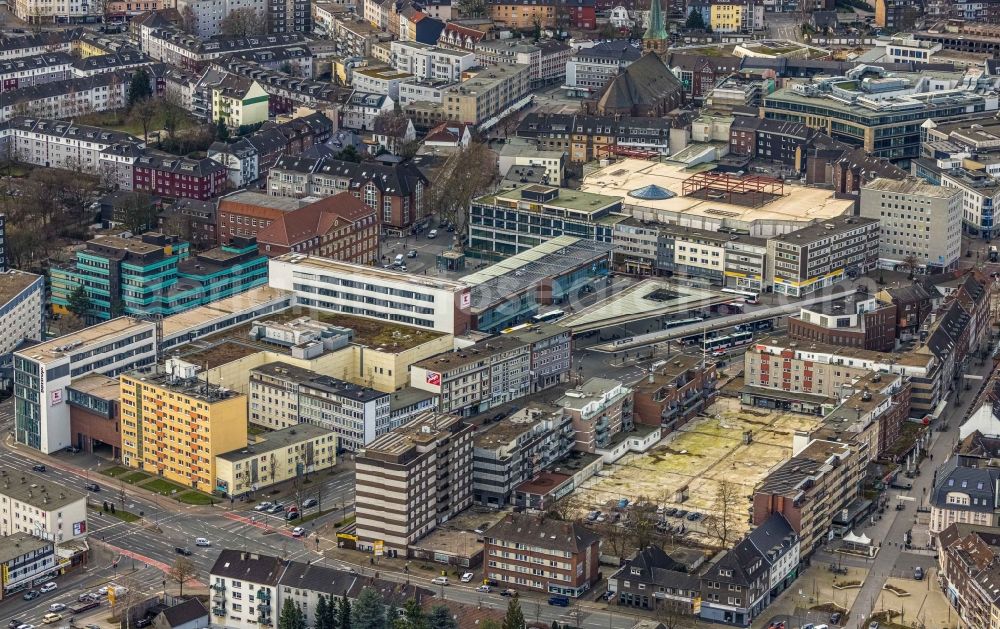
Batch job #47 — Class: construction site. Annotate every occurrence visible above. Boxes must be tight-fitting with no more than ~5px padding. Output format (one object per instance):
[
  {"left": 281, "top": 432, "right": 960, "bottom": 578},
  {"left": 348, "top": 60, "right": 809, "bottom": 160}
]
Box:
[{"left": 574, "top": 396, "right": 826, "bottom": 542}]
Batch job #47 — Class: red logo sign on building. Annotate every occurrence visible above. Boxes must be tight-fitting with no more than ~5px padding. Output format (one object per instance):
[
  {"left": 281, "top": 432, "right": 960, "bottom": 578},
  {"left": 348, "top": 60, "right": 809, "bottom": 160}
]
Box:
[{"left": 426, "top": 372, "right": 441, "bottom": 386}]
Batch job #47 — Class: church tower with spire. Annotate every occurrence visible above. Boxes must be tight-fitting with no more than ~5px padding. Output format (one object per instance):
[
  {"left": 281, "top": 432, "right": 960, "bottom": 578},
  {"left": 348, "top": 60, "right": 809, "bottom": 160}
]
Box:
[{"left": 643, "top": 0, "right": 668, "bottom": 57}]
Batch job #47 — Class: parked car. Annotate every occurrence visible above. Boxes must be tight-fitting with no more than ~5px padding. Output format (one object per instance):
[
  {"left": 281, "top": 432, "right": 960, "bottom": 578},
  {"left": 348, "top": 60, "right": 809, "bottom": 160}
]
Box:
[
  {"left": 665, "top": 507, "right": 678, "bottom": 516},
  {"left": 483, "top": 579, "right": 498, "bottom": 587},
  {"left": 474, "top": 523, "right": 490, "bottom": 534},
  {"left": 868, "top": 623, "right": 879, "bottom": 629},
  {"left": 84, "top": 483, "right": 100, "bottom": 492},
  {"left": 32, "top": 464, "right": 46, "bottom": 472},
  {"left": 914, "top": 566, "right": 924, "bottom": 580},
  {"left": 267, "top": 504, "right": 284, "bottom": 514},
  {"left": 427, "top": 230, "right": 438, "bottom": 239},
  {"left": 286, "top": 511, "right": 300, "bottom": 521},
  {"left": 254, "top": 502, "right": 273, "bottom": 512},
  {"left": 460, "top": 572, "right": 474, "bottom": 583},
  {"left": 301, "top": 498, "right": 318, "bottom": 508},
  {"left": 134, "top": 619, "right": 152, "bottom": 629},
  {"left": 674, "top": 509, "right": 688, "bottom": 518},
  {"left": 431, "top": 577, "right": 449, "bottom": 585},
  {"left": 407, "top": 249, "right": 417, "bottom": 258},
  {"left": 476, "top": 585, "right": 491, "bottom": 593},
  {"left": 500, "top": 588, "right": 517, "bottom": 597},
  {"left": 829, "top": 612, "right": 842, "bottom": 624},
  {"left": 586, "top": 510, "right": 599, "bottom": 521},
  {"left": 39, "top": 582, "right": 57, "bottom": 593},
  {"left": 22, "top": 591, "right": 39, "bottom": 601},
  {"left": 547, "top": 595, "right": 570, "bottom": 607},
  {"left": 686, "top": 512, "right": 702, "bottom": 521}
]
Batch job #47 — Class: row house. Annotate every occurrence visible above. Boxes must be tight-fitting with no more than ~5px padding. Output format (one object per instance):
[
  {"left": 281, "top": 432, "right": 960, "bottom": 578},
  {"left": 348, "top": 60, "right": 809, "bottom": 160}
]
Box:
[
  {"left": 208, "top": 112, "right": 332, "bottom": 187},
  {"left": 633, "top": 355, "right": 718, "bottom": 433},
  {"left": 937, "top": 523, "right": 1000, "bottom": 629},
  {"left": 133, "top": 153, "right": 228, "bottom": 200},
  {"left": 0, "top": 30, "right": 79, "bottom": 61},
  {"left": 930, "top": 453, "right": 1000, "bottom": 539},
  {"left": 699, "top": 514, "right": 799, "bottom": 626},
  {"left": 219, "top": 58, "right": 347, "bottom": 116},
  {"left": 70, "top": 49, "right": 154, "bottom": 77},
  {"left": 0, "top": 72, "right": 132, "bottom": 124},
  {"left": 437, "top": 22, "right": 488, "bottom": 53},
  {"left": 267, "top": 154, "right": 427, "bottom": 234},
  {"left": 0, "top": 116, "right": 142, "bottom": 175},
  {"left": 0, "top": 52, "right": 73, "bottom": 93},
  {"left": 140, "top": 26, "right": 308, "bottom": 70},
  {"left": 487, "top": 0, "right": 596, "bottom": 29}
]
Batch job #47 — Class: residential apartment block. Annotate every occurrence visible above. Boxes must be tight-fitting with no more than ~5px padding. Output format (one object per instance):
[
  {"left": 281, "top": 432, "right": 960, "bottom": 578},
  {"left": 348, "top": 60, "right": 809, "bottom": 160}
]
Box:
[
  {"left": 516, "top": 113, "right": 672, "bottom": 162},
  {"left": 390, "top": 41, "right": 474, "bottom": 82},
  {"left": 215, "top": 424, "right": 337, "bottom": 497},
  {"left": 0, "top": 533, "right": 56, "bottom": 600},
  {"left": 120, "top": 359, "right": 248, "bottom": 494},
  {"left": 563, "top": 40, "right": 641, "bottom": 97},
  {"left": 766, "top": 217, "right": 880, "bottom": 297},
  {"left": 0, "top": 470, "right": 88, "bottom": 542},
  {"left": 472, "top": 406, "right": 574, "bottom": 507},
  {"left": 632, "top": 356, "right": 718, "bottom": 432},
  {"left": 786, "top": 292, "right": 897, "bottom": 352},
  {"left": 0, "top": 271, "right": 44, "bottom": 374},
  {"left": 930, "top": 455, "right": 1000, "bottom": 538},
  {"left": 937, "top": 523, "right": 1000, "bottom": 629},
  {"left": 752, "top": 439, "right": 863, "bottom": 556},
  {"left": 483, "top": 513, "right": 600, "bottom": 597},
  {"left": 267, "top": 154, "right": 428, "bottom": 235},
  {"left": 557, "top": 378, "right": 633, "bottom": 453},
  {"left": 354, "top": 412, "right": 474, "bottom": 554}
]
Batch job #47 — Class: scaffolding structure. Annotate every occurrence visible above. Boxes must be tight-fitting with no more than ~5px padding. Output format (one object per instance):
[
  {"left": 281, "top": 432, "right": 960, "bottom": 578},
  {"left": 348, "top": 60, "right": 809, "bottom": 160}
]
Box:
[
  {"left": 681, "top": 172, "right": 785, "bottom": 208},
  {"left": 594, "top": 145, "right": 661, "bottom": 160}
]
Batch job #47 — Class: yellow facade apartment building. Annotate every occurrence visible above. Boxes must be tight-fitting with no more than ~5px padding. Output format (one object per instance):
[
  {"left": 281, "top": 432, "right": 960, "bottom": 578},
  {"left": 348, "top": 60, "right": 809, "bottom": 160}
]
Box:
[
  {"left": 710, "top": 0, "right": 745, "bottom": 33},
  {"left": 120, "top": 359, "right": 247, "bottom": 494}
]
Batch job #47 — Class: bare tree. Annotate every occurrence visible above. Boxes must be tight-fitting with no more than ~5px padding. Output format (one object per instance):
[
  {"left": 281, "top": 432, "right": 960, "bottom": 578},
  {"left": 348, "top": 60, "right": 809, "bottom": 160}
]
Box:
[
  {"left": 180, "top": 4, "right": 197, "bottom": 33},
  {"left": 424, "top": 141, "right": 497, "bottom": 240},
  {"left": 160, "top": 90, "right": 185, "bottom": 141},
  {"left": 129, "top": 98, "right": 158, "bottom": 145},
  {"left": 169, "top": 557, "right": 198, "bottom": 597},
  {"left": 544, "top": 494, "right": 582, "bottom": 522},
  {"left": 220, "top": 7, "right": 266, "bottom": 37},
  {"left": 903, "top": 254, "right": 920, "bottom": 280},
  {"left": 654, "top": 600, "right": 688, "bottom": 629},
  {"left": 625, "top": 498, "right": 659, "bottom": 552},
  {"left": 497, "top": 112, "right": 520, "bottom": 142},
  {"left": 705, "top": 480, "right": 740, "bottom": 547}
]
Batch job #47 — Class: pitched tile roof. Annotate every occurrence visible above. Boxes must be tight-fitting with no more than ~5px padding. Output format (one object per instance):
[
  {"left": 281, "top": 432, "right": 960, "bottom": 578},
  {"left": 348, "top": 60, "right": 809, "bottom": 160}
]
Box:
[
  {"left": 256, "top": 192, "right": 376, "bottom": 247},
  {"left": 484, "top": 513, "right": 599, "bottom": 554}
]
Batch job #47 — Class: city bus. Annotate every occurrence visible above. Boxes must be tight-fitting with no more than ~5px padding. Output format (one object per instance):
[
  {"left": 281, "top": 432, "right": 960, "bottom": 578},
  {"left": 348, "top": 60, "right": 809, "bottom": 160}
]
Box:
[
  {"left": 663, "top": 317, "right": 704, "bottom": 330},
  {"left": 501, "top": 323, "right": 533, "bottom": 334},
  {"left": 701, "top": 330, "right": 754, "bottom": 353},
  {"left": 721, "top": 288, "right": 760, "bottom": 303},
  {"left": 532, "top": 309, "right": 566, "bottom": 324}
]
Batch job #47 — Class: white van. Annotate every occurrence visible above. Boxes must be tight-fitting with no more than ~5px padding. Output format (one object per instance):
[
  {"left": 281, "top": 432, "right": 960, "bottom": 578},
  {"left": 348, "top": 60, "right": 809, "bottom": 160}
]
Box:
[
  {"left": 394, "top": 254, "right": 404, "bottom": 266},
  {"left": 195, "top": 538, "right": 211, "bottom": 547}
]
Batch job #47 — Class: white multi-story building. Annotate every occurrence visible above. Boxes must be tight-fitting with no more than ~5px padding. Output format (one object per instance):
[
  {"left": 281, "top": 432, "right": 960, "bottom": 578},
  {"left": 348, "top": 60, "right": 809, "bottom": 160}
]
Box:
[
  {"left": 563, "top": 40, "right": 641, "bottom": 97},
  {"left": 390, "top": 40, "right": 474, "bottom": 82},
  {"left": 268, "top": 255, "right": 470, "bottom": 334},
  {"left": 0, "top": 117, "right": 143, "bottom": 181},
  {"left": 0, "top": 52, "right": 73, "bottom": 94},
  {"left": 0, "top": 471, "right": 88, "bottom": 542},
  {"left": 860, "top": 177, "right": 963, "bottom": 272},
  {"left": 0, "top": 271, "right": 44, "bottom": 374},
  {"left": 351, "top": 67, "right": 414, "bottom": 100},
  {"left": 355, "top": 412, "right": 474, "bottom": 554},
  {"left": 248, "top": 361, "right": 391, "bottom": 452},
  {"left": 0, "top": 73, "right": 131, "bottom": 124},
  {"left": 14, "top": 319, "right": 159, "bottom": 454},
  {"left": 398, "top": 77, "right": 454, "bottom": 105},
  {"left": 175, "top": 0, "right": 268, "bottom": 37},
  {"left": 209, "top": 550, "right": 281, "bottom": 629},
  {"left": 12, "top": 0, "right": 96, "bottom": 25}
]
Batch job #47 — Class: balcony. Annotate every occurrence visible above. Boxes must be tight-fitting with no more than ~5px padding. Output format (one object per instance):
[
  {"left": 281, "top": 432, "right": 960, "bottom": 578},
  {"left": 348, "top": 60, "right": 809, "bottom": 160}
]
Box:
[
  {"left": 256, "top": 589, "right": 270, "bottom": 602},
  {"left": 212, "top": 606, "right": 226, "bottom": 617},
  {"left": 258, "top": 603, "right": 272, "bottom": 614},
  {"left": 211, "top": 582, "right": 226, "bottom": 592}
]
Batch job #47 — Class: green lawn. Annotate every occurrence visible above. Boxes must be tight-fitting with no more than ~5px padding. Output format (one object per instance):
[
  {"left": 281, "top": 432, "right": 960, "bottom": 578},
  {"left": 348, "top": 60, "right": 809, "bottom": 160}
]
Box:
[
  {"left": 248, "top": 424, "right": 272, "bottom": 437},
  {"left": 176, "top": 491, "right": 215, "bottom": 505},
  {"left": 100, "top": 466, "right": 131, "bottom": 478},
  {"left": 140, "top": 478, "right": 187, "bottom": 496},
  {"left": 121, "top": 471, "right": 151, "bottom": 485},
  {"left": 89, "top": 504, "right": 140, "bottom": 523}
]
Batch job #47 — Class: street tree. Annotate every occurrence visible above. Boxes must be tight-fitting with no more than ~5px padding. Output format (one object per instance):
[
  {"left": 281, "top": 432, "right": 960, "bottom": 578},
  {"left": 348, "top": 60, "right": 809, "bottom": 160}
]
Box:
[
  {"left": 220, "top": 7, "right": 266, "bottom": 36},
  {"left": 67, "top": 285, "right": 92, "bottom": 319},
  {"left": 706, "top": 479, "right": 739, "bottom": 547},
  {"left": 316, "top": 594, "right": 336, "bottom": 629},
  {"left": 501, "top": 597, "right": 525, "bottom": 629},
  {"left": 424, "top": 141, "right": 497, "bottom": 239},
  {"left": 168, "top": 556, "right": 198, "bottom": 597},
  {"left": 129, "top": 98, "right": 158, "bottom": 145},
  {"left": 685, "top": 7, "right": 705, "bottom": 29},
  {"left": 399, "top": 599, "right": 428, "bottom": 629},
  {"left": 426, "top": 606, "right": 457, "bottom": 629},
  {"left": 119, "top": 191, "right": 159, "bottom": 234},
  {"left": 160, "top": 90, "right": 186, "bottom": 141},
  {"left": 278, "top": 598, "right": 307, "bottom": 629},
  {"left": 351, "top": 587, "right": 387, "bottom": 629},
  {"left": 180, "top": 5, "right": 197, "bottom": 32},
  {"left": 456, "top": 0, "right": 486, "bottom": 17},
  {"left": 903, "top": 254, "right": 920, "bottom": 280},
  {"left": 127, "top": 68, "right": 152, "bottom": 108},
  {"left": 339, "top": 594, "right": 352, "bottom": 629}
]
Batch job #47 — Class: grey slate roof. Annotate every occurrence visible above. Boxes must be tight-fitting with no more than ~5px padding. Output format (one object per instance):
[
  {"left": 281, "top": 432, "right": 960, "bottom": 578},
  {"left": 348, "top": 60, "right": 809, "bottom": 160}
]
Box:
[
  {"left": 932, "top": 456, "right": 1000, "bottom": 514},
  {"left": 209, "top": 549, "right": 284, "bottom": 585},
  {"left": 484, "top": 513, "right": 600, "bottom": 554},
  {"left": 158, "top": 598, "right": 208, "bottom": 628}
]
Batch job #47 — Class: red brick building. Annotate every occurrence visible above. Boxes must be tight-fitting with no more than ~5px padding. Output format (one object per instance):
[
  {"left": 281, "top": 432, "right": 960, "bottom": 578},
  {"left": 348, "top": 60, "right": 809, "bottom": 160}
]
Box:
[
  {"left": 66, "top": 374, "right": 121, "bottom": 459},
  {"left": 256, "top": 192, "right": 379, "bottom": 264},
  {"left": 786, "top": 293, "right": 897, "bottom": 352},
  {"left": 216, "top": 191, "right": 304, "bottom": 246},
  {"left": 133, "top": 153, "right": 227, "bottom": 200},
  {"left": 483, "top": 513, "right": 600, "bottom": 597}
]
